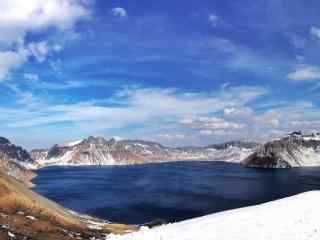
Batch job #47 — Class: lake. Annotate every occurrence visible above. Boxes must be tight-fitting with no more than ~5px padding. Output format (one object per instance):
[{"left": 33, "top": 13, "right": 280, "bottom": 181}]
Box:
[{"left": 33, "top": 161, "right": 320, "bottom": 225}]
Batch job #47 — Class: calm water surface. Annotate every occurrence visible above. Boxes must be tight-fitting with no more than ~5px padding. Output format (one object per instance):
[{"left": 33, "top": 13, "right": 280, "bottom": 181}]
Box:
[{"left": 33, "top": 161, "right": 320, "bottom": 224}]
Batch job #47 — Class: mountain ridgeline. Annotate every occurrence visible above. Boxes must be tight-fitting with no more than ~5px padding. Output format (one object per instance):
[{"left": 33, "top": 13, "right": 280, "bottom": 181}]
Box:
[
  {"left": 3, "top": 132, "right": 320, "bottom": 173},
  {"left": 30, "top": 136, "right": 260, "bottom": 167}
]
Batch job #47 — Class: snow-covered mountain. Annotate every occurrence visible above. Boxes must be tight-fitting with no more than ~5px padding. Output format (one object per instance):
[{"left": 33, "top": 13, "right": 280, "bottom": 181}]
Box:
[
  {"left": 243, "top": 132, "right": 320, "bottom": 168},
  {"left": 0, "top": 137, "right": 37, "bottom": 186},
  {"left": 30, "top": 136, "right": 260, "bottom": 167}
]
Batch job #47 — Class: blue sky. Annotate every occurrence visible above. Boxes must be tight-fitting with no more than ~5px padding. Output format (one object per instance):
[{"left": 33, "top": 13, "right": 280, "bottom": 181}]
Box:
[{"left": 0, "top": 0, "right": 320, "bottom": 149}]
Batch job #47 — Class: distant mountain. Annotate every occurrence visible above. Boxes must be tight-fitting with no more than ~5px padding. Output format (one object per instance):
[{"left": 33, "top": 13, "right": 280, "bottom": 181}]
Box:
[
  {"left": 207, "top": 141, "right": 261, "bottom": 150},
  {"left": 243, "top": 132, "right": 320, "bottom": 168},
  {"left": 30, "top": 136, "right": 260, "bottom": 167}
]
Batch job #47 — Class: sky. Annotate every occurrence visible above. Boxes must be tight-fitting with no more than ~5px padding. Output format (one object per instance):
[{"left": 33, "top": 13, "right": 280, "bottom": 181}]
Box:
[{"left": 0, "top": 0, "right": 320, "bottom": 149}]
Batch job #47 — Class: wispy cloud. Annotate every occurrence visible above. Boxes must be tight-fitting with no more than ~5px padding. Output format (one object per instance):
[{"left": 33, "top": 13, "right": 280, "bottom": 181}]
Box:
[
  {"left": 23, "top": 73, "right": 110, "bottom": 91},
  {"left": 2, "top": 85, "right": 266, "bottom": 129},
  {"left": 287, "top": 65, "right": 320, "bottom": 81}
]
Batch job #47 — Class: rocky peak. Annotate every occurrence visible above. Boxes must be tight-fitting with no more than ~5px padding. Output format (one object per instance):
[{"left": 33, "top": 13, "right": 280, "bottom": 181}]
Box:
[
  {"left": 84, "top": 136, "right": 108, "bottom": 145},
  {"left": 47, "top": 144, "right": 68, "bottom": 159},
  {"left": 108, "top": 138, "right": 117, "bottom": 145},
  {"left": 0, "top": 137, "right": 34, "bottom": 165},
  {"left": 0, "top": 137, "right": 10, "bottom": 145}
]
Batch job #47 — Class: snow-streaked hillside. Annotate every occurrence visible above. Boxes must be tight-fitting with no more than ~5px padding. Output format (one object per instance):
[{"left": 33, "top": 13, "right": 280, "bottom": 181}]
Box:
[
  {"left": 244, "top": 132, "right": 320, "bottom": 168},
  {"left": 107, "top": 191, "right": 320, "bottom": 240},
  {"left": 30, "top": 136, "right": 259, "bottom": 167}
]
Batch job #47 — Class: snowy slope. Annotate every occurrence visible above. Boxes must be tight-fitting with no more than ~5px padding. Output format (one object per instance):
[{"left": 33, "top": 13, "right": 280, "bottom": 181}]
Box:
[{"left": 107, "top": 191, "right": 320, "bottom": 240}]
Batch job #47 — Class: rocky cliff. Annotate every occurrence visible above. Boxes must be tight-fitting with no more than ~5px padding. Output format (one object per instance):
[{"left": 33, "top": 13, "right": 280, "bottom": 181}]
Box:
[{"left": 243, "top": 132, "right": 320, "bottom": 168}]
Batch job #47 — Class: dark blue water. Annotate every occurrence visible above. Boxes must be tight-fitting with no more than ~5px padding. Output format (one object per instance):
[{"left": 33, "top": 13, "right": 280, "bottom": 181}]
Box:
[{"left": 33, "top": 161, "right": 320, "bottom": 224}]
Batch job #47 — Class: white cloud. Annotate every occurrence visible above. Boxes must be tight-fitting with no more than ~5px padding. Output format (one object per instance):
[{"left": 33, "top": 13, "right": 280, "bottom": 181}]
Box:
[
  {"left": 287, "top": 66, "right": 320, "bottom": 81},
  {"left": 256, "top": 112, "right": 280, "bottom": 128},
  {"left": 224, "top": 107, "right": 254, "bottom": 117},
  {"left": 181, "top": 117, "right": 245, "bottom": 135},
  {"left": 0, "top": 0, "right": 90, "bottom": 82},
  {"left": 208, "top": 14, "right": 219, "bottom": 26},
  {"left": 0, "top": 47, "right": 29, "bottom": 81},
  {"left": 2, "top": 85, "right": 266, "bottom": 130},
  {"left": 156, "top": 134, "right": 186, "bottom": 140},
  {"left": 24, "top": 73, "right": 39, "bottom": 82},
  {"left": 310, "top": 26, "right": 320, "bottom": 39},
  {"left": 0, "top": 0, "right": 90, "bottom": 46},
  {"left": 3, "top": 84, "right": 320, "bottom": 146},
  {"left": 28, "top": 41, "right": 50, "bottom": 63},
  {"left": 50, "top": 59, "right": 63, "bottom": 73},
  {"left": 53, "top": 44, "right": 63, "bottom": 52},
  {"left": 111, "top": 7, "right": 127, "bottom": 18}
]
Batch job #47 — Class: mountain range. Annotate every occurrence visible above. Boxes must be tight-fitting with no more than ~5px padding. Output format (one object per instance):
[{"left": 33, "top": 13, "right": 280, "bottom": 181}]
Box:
[
  {"left": 30, "top": 136, "right": 260, "bottom": 167},
  {"left": 1, "top": 131, "right": 320, "bottom": 187}
]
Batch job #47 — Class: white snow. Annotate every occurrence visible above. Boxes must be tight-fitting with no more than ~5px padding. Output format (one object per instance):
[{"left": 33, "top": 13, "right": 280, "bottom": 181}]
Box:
[
  {"left": 58, "top": 139, "right": 84, "bottom": 147},
  {"left": 26, "top": 215, "right": 37, "bottom": 221},
  {"left": 303, "top": 136, "right": 320, "bottom": 141},
  {"left": 68, "top": 140, "right": 84, "bottom": 146},
  {"left": 11, "top": 159, "right": 38, "bottom": 170},
  {"left": 278, "top": 146, "right": 320, "bottom": 167},
  {"left": 107, "top": 191, "right": 320, "bottom": 240},
  {"left": 8, "top": 231, "right": 15, "bottom": 238}
]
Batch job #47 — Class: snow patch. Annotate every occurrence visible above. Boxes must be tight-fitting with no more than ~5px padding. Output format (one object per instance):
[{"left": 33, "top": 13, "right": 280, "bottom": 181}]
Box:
[
  {"left": 60, "top": 139, "right": 84, "bottom": 147},
  {"left": 107, "top": 191, "right": 320, "bottom": 240}
]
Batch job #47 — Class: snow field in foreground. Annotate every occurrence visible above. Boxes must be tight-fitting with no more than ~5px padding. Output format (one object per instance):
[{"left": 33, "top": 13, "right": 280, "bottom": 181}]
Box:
[{"left": 107, "top": 191, "right": 320, "bottom": 240}]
